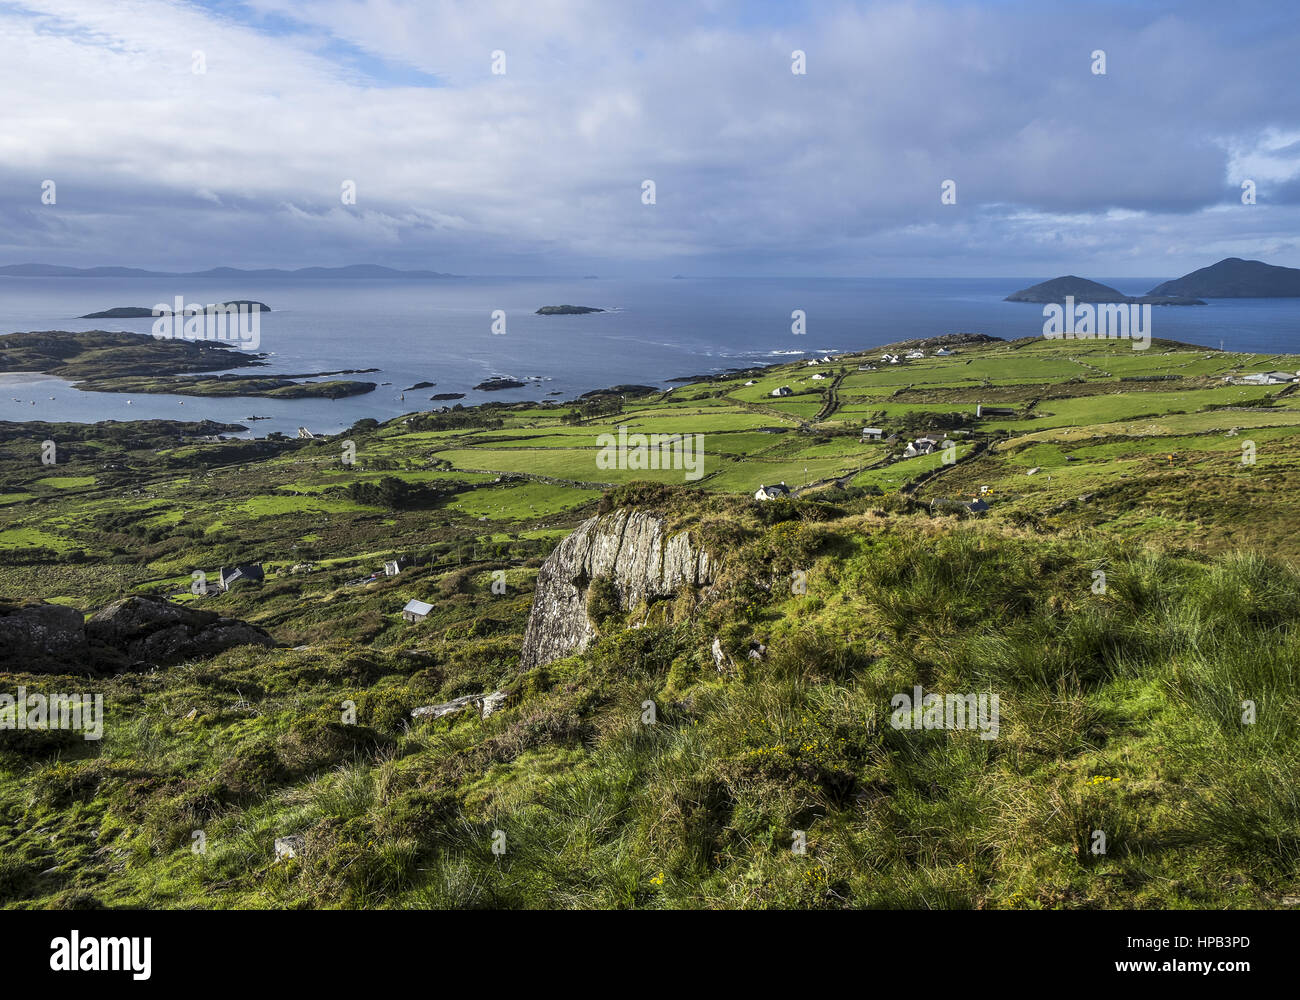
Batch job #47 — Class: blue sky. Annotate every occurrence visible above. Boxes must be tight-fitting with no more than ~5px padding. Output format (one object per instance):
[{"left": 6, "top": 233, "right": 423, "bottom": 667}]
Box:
[{"left": 0, "top": 0, "right": 1297, "bottom": 277}]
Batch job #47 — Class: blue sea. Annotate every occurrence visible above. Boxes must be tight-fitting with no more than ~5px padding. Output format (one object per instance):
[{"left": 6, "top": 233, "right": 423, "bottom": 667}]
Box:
[{"left": 1, "top": 276, "right": 1297, "bottom": 438}]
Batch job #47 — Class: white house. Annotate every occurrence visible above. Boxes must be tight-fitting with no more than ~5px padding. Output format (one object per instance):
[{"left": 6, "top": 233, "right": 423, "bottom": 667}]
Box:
[
  {"left": 402, "top": 599, "right": 434, "bottom": 622},
  {"left": 810, "top": 373, "right": 827, "bottom": 380},
  {"left": 755, "top": 482, "right": 791, "bottom": 500},
  {"left": 935, "top": 348, "right": 955, "bottom": 356},
  {"left": 771, "top": 386, "right": 793, "bottom": 397},
  {"left": 906, "top": 350, "right": 925, "bottom": 360}
]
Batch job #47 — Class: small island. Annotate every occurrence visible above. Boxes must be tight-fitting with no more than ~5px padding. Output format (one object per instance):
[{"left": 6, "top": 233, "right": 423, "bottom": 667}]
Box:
[
  {"left": 535, "top": 305, "right": 604, "bottom": 315},
  {"left": 473, "top": 376, "right": 526, "bottom": 391},
  {"left": 80, "top": 301, "right": 271, "bottom": 319},
  {"left": 430, "top": 392, "right": 465, "bottom": 400}
]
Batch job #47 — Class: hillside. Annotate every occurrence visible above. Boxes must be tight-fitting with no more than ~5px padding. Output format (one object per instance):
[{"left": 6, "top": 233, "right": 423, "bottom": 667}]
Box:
[{"left": 3, "top": 334, "right": 1300, "bottom": 909}]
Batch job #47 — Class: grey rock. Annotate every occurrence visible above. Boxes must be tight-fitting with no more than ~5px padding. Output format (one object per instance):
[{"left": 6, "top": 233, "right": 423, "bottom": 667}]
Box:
[
  {"left": 520, "top": 509, "right": 715, "bottom": 669},
  {"left": 0, "top": 601, "right": 88, "bottom": 673},
  {"left": 411, "top": 690, "right": 507, "bottom": 721},
  {"left": 86, "top": 595, "right": 274, "bottom": 667}
]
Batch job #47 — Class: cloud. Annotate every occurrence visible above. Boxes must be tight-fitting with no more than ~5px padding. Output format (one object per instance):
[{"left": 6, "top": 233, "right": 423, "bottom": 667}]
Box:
[{"left": 0, "top": 0, "right": 1297, "bottom": 275}]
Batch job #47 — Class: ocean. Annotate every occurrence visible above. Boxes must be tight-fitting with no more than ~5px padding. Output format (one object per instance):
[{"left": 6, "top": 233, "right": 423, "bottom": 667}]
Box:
[{"left": 1, "top": 275, "right": 1297, "bottom": 438}]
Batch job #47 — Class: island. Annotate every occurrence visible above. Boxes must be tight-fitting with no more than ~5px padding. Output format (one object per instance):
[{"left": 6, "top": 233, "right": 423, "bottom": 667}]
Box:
[
  {"left": 1006, "top": 276, "right": 1203, "bottom": 306},
  {"left": 430, "top": 392, "right": 466, "bottom": 400},
  {"left": 80, "top": 301, "right": 271, "bottom": 318},
  {"left": 535, "top": 305, "right": 604, "bottom": 315},
  {"left": 0, "top": 330, "right": 373, "bottom": 398},
  {"left": 473, "top": 377, "right": 526, "bottom": 391},
  {"left": 1147, "top": 257, "right": 1300, "bottom": 298}
]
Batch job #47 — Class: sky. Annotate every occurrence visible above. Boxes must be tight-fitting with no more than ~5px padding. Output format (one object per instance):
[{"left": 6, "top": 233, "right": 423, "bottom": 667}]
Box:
[{"left": 0, "top": 0, "right": 1297, "bottom": 277}]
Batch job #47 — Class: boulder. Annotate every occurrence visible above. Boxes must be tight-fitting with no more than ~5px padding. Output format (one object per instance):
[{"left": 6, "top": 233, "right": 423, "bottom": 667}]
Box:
[
  {"left": 86, "top": 595, "right": 274, "bottom": 667},
  {"left": 0, "top": 601, "right": 88, "bottom": 673},
  {"left": 520, "top": 509, "right": 715, "bottom": 669}
]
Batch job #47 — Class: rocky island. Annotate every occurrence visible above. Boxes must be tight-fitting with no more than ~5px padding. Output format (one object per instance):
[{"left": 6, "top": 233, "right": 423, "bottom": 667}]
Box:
[
  {"left": 473, "top": 376, "right": 527, "bottom": 391},
  {"left": 535, "top": 304, "right": 604, "bottom": 315},
  {"left": 80, "top": 301, "right": 271, "bottom": 319},
  {"left": 0, "top": 330, "right": 373, "bottom": 398}
]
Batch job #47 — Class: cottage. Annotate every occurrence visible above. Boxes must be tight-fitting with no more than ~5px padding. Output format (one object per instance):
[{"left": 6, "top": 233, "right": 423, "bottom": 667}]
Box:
[
  {"left": 935, "top": 347, "right": 955, "bottom": 356},
  {"left": 220, "top": 564, "right": 264, "bottom": 589},
  {"left": 770, "top": 386, "right": 793, "bottom": 397},
  {"left": 402, "top": 599, "right": 434, "bottom": 622},
  {"left": 754, "top": 482, "right": 791, "bottom": 501},
  {"left": 383, "top": 559, "right": 405, "bottom": 577},
  {"left": 810, "top": 373, "right": 828, "bottom": 380},
  {"left": 976, "top": 404, "right": 1015, "bottom": 418},
  {"left": 861, "top": 427, "right": 885, "bottom": 440},
  {"left": 906, "top": 350, "right": 924, "bottom": 360}
]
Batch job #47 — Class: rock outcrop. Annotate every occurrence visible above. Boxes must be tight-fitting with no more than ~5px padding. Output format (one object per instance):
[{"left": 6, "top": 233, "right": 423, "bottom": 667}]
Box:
[
  {"left": 86, "top": 596, "right": 275, "bottom": 667},
  {"left": 520, "top": 509, "right": 715, "bottom": 669},
  {"left": 0, "top": 602, "right": 89, "bottom": 673}
]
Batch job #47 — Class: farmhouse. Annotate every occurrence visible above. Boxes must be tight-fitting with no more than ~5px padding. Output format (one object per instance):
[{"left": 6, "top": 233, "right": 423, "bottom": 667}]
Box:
[
  {"left": 1240, "top": 371, "right": 1297, "bottom": 385},
  {"left": 402, "top": 599, "right": 434, "bottom": 622},
  {"left": 770, "top": 386, "right": 793, "bottom": 397},
  {"left": 903, "top": 436, "right": 941, "bottom": 458},
  {"left": 810, "top": 373, "right": 828, "bottom": 380},
  {"left": 906, "top": 350, "right": 924, "bottom": 359},
  {"left": 220, "top": 564, "right": 264, "bottom": 589},
  {"left": 755, "top": 482, "right": 791, "bottom": 501}
]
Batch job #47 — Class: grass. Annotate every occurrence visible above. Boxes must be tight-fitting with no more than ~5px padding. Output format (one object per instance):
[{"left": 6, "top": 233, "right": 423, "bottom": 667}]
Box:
[{"left": 3, "top": 332, "right": 1300, "bottom": 909}]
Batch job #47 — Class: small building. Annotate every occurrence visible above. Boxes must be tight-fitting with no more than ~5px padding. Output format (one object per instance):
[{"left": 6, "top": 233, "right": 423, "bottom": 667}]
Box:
[
  {"left": 976, "top": 404, "right": 1016, "bottom": 418},
  {"left": 861, "top": 427, "right": 885, "bottom": 440},
  {"left": 770, "top": 386, "right": 793, "bottom": 397},
  {"left": 906, "top": 350, "right": 924, "bottom": 359},
  {"left": 966, "top": 498, "right": 990, "bottom": 514},
  {"left": 402, "top": 599, "right": 434, "bottom": 622},
  {"left": 935, "top": 348, "right": 955, "bottom": 356},
  {"left": 383, "top": 559, "right": 405, "bottom": 577},
  {"left": 297, "top": 427, "right": 315, "bottom": 439},
  {"left": 810, "top": 373, "right": 828, "bottom": 380},
  {"left": 755, "top": 482, "right": 791, "bottom": 501},
  {"left": 220, "top": 564, "right": 264, "bottom": 589}
]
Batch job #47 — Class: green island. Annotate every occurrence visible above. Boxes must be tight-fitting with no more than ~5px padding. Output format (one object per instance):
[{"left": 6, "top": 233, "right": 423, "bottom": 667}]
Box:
[{"left": 3, "top": 332, "right": 1300, "bottom": 909}]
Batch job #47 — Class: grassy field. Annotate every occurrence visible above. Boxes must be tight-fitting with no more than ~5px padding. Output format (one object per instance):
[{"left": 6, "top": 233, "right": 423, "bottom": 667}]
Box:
[{"left": 2, "top": 331, "right": 1300, "bottom": 909}]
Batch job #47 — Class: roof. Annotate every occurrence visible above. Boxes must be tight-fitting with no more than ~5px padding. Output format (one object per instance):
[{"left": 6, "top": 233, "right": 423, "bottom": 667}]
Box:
[{"left": 403, "top": 599, "right": 434, "bottom": 616}]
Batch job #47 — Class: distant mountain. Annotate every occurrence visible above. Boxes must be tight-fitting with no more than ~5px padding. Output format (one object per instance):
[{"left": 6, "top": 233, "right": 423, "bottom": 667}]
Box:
[
  {"left": 1006, "top": 276, "right": 1203, "bottom": 306},
  {"left": 0, "top": 263, "right": 455, "bottom": 279},
  {"left": 1147, "top": 257, "right": 1300, "bottom": 298}
]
